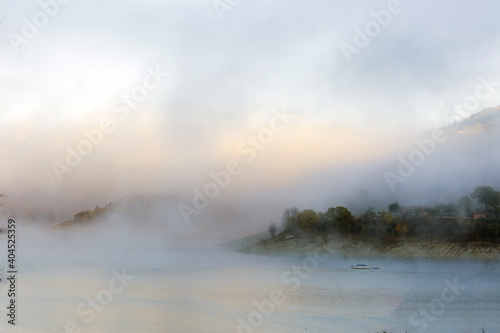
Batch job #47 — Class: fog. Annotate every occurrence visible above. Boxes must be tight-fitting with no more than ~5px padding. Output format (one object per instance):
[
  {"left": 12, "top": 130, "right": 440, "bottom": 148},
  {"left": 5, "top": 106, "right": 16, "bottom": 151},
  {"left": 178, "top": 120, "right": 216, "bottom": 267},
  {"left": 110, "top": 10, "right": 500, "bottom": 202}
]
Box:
[
  {"left": 3, "top": 113, "right": 499, "bottom": 236},
  {"left": 2, "top": 110, "right": 500, "bottom": 234},
  {"left": 1, "top": 1, "right": 500, "bottom": 236},
  {"left": 4, "top": 217, "right": 500, "bottom": 333},
  {"left": 1, "top": 2, "right": 500, "bottom": 331}
]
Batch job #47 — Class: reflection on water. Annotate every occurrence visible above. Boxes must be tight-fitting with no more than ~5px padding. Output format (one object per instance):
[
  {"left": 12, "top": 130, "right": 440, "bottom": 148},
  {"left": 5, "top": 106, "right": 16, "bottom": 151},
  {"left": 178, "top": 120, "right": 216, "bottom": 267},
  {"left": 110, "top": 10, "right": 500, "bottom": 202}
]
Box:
[{"left": 2, "top": 229, "right": 500, "bottom": 332}]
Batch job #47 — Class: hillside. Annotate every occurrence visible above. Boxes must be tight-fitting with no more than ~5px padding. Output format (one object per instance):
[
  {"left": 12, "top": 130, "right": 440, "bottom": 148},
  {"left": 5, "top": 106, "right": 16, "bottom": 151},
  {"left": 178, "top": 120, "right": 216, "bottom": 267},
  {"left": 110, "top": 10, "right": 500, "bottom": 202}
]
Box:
[
  {"left": 55, "top": 202, "right": 116, "bottom": 228},
  {"left": 448, "top": 105, "right": 500, "bottom": 135}
]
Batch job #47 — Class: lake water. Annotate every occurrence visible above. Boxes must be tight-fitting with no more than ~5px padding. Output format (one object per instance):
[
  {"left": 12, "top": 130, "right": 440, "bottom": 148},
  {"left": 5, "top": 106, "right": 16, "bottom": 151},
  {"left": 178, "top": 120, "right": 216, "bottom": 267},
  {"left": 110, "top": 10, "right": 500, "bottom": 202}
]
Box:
[{"left": 1, "top": 228, "right": 499, "bottom": 333}]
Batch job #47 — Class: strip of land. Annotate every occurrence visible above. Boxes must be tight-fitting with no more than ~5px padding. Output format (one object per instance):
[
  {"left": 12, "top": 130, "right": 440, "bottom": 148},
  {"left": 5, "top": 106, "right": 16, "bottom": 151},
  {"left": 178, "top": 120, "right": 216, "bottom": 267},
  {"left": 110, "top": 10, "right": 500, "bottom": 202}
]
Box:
[{"left": 239, "top": 232, "right": 500, "bottom": 259}]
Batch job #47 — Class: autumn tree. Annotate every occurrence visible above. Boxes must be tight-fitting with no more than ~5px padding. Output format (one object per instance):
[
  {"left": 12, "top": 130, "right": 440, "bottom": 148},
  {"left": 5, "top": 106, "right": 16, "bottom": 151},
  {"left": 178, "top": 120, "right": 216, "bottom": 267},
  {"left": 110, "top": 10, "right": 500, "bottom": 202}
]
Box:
[
  {"left": 378, "top": 210, "right": 395, "bottom": 235},
  {"left": 396, "top": 219, "right": 408, "bottom": 237},
  {"left": 74, "top": 210, "right": 90, "bottom": 221},
  {"left": 297, "top": 209, "right": 319, "bottom": 231},
  {"left": 378, "top": 211, "right": 394, "bottom": 224}
]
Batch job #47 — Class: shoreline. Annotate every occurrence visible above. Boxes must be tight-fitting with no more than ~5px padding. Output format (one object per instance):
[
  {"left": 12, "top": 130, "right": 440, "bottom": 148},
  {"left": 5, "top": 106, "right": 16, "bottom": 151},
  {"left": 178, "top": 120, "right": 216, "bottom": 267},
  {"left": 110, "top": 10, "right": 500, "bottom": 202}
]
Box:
[{"left": 239, "top": 232, "right": 500, "bottom": 260}]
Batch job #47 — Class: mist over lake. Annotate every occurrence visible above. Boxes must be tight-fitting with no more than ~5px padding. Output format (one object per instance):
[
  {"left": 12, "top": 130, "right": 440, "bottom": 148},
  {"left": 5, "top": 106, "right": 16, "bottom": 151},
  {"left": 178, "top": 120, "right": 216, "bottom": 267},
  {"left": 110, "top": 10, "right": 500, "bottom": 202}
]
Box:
[
  {"left": 2, "top": 0, "right": 500, "bottom": 332},
  {"left": 0, "top": 225, "right": 496, "bottom": 333}
]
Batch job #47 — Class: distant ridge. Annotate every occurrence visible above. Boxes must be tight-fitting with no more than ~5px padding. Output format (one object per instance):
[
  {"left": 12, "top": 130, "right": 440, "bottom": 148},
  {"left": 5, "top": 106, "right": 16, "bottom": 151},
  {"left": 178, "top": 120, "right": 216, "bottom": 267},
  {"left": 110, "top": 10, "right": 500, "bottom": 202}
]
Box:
[{"left": 447, "top": 105, "right": 500, "bottom": 135}]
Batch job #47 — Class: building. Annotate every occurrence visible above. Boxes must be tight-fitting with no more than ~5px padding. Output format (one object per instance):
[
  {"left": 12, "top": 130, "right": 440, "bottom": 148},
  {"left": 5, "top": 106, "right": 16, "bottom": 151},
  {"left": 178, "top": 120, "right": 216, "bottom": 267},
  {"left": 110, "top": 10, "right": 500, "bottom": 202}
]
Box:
[{"left": 473, "top": 212, "right": 491, "bottom": 219}]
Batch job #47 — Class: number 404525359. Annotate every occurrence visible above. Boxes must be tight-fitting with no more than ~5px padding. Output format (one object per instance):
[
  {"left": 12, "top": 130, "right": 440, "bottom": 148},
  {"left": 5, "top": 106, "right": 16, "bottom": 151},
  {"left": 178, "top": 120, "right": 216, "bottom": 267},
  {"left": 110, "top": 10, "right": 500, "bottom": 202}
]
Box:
[{"left": 7, "top": 219, "right": 16, "bottom": 270}]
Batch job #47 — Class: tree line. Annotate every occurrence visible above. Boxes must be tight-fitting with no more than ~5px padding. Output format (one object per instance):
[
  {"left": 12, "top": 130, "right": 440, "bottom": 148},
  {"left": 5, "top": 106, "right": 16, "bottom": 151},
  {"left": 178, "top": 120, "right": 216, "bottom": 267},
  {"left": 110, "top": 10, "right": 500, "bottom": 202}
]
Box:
[{"left": 268, "top": 185, "right": 500, "bottom": 243}]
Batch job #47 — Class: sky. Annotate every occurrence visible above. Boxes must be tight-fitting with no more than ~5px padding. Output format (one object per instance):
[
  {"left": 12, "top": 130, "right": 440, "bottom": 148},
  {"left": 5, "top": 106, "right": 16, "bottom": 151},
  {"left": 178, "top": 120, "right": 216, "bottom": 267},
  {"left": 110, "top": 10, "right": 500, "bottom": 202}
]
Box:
[{"left": 1, "top": 0, "right": 500, "bottom": 225}]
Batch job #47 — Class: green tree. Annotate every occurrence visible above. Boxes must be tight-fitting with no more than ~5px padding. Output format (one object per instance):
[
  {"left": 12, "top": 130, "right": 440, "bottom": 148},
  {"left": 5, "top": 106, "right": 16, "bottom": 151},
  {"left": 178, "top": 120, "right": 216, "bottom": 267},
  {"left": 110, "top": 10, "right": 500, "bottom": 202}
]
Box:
[
  {"left": 471, "top": 186, "right": 500, "bottom": 215},
  {"left": 362, "top": 207, "right": 377, "bottom": 222},
  {"left": 388, "top": 202, "right": 401, "bottom": 214},
  {"left": 378, "top": 211, "right": 395, "bottom": 235},
  {"left": 360, "top": 207, "right": 377, "bottom": 236},
  {"left": 316, "top": 212, "right": 328, "bottom": 233},
  {"left": 325, "top": 206, "right": 353, "bottom": 233}
]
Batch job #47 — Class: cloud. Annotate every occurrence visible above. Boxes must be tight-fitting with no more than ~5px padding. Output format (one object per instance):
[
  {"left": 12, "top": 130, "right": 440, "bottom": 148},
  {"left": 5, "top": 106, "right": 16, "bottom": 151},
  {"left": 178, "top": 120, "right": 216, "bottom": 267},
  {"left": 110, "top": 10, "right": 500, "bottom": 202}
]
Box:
[{"left": 1, "top": 1, "right": 500, "bottom": 233}]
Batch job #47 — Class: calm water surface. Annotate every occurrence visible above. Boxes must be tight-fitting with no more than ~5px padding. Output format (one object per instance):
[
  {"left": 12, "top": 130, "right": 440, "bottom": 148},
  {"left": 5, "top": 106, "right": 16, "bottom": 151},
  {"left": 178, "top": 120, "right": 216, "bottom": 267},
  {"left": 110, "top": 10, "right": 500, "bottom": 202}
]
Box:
[{"left": 1, "top": 229, "right": 499, "bottom": 333}]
